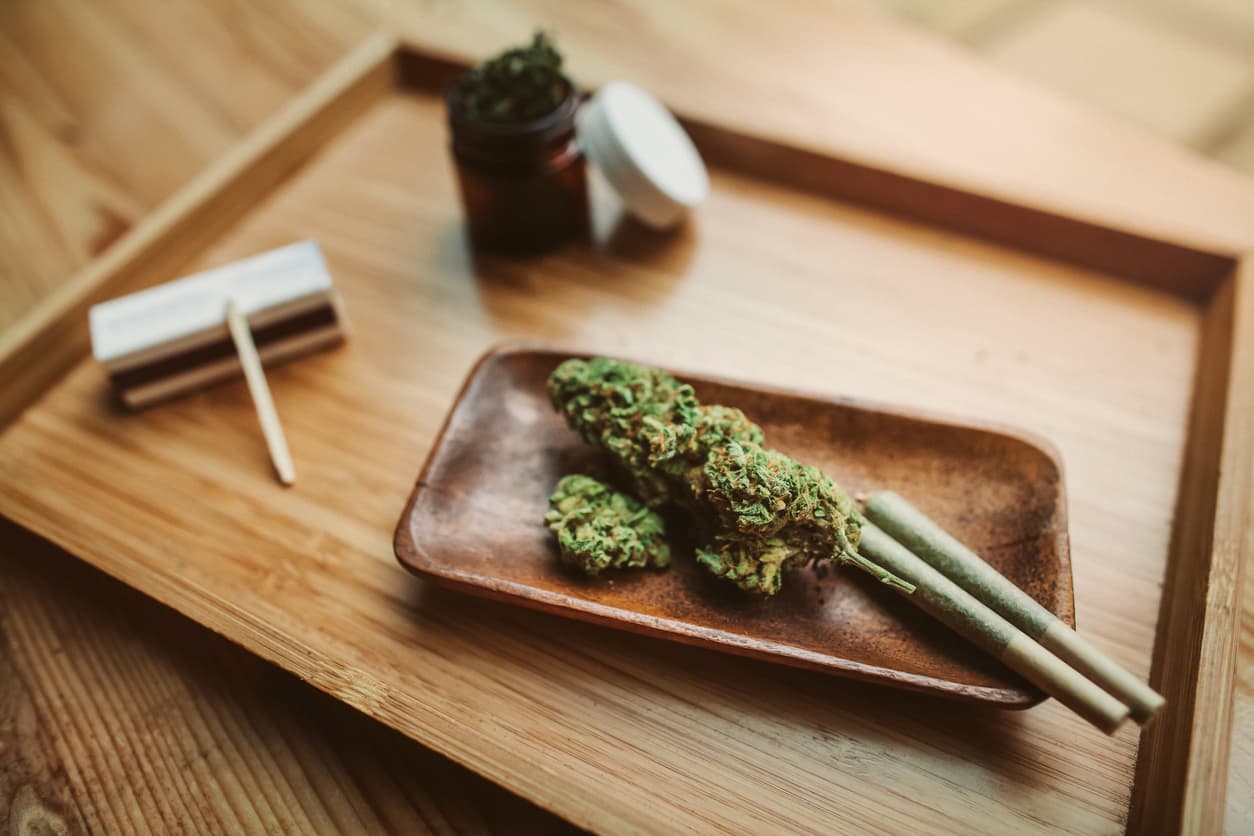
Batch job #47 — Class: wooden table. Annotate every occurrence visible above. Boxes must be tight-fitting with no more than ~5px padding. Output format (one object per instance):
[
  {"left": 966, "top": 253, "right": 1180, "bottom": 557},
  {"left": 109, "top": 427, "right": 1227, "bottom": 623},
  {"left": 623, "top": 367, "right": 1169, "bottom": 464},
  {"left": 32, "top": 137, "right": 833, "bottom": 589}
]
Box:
[
  {"left": 0, "top": 2, "right": 569, "bottom": 831},
  {"left": 3, "top": 1, "right": 1253, "bottom": 832}
]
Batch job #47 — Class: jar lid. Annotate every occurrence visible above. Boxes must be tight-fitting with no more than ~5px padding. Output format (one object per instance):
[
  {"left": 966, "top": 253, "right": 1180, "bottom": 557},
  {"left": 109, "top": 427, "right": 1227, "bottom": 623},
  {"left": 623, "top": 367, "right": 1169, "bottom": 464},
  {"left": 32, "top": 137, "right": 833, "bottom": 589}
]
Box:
[{"left": 577, "top": 82, "right": 709, "bottom": 229}]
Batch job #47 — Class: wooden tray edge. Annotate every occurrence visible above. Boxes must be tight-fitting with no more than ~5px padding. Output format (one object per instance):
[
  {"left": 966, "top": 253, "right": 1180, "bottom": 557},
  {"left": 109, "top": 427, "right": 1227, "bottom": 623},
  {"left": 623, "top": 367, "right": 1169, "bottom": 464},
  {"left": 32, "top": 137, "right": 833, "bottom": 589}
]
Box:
[
  {"left": 0, "top": 31, "right": 401, "bottom": 431},
  {"left": 1129, "top": 256, "right": 1254, "bottom": 834}
]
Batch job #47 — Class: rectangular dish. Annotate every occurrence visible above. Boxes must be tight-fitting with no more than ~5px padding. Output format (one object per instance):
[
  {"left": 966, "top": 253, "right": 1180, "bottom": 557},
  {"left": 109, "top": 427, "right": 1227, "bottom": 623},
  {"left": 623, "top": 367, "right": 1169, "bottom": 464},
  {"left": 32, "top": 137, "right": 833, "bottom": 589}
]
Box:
[{"left": 395, "top": 346, "right": 1075, "bottom": 707}]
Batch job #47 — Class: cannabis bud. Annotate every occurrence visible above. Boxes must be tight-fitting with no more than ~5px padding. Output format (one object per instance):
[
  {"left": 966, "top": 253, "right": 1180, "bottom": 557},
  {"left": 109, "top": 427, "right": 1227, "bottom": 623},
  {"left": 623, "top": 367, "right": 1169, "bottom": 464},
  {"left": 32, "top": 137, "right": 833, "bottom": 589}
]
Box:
[
  {"left": 548, "top": 355, "right": 700, "bottom": 507},
  {"left": 453, "top": 31, "right": 568, "bottom": 123},
  {"left": 695, "top": 440, "right": 863, "bottom": 594},
  {"left": 545, "top": 474, "right": 671, "bottom": 575},
  {"left": 546, "top": 358, "right": 909, "bottom": 596}
]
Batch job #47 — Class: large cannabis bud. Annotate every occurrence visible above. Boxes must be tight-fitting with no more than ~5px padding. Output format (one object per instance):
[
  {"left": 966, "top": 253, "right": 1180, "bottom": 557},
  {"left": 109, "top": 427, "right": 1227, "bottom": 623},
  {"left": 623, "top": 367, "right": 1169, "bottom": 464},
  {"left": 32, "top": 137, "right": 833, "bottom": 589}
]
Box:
[
  {"left": 546, "top": 358, "right": 911, "bottom": 596},
  {"left": 695, "top": 440, "right": 909, "bottom": 594},
  {"left": 685, "top": 437, "right": 866, "bottom": 594},
  {"left": 694, "top": 440, "right": 862, "bottom": 592},
  {"left": 548, "top": 355, "right": 701, "bottom": 506},
  {"left": 544, "top": 474, "right": 671, "bottom": 575}
]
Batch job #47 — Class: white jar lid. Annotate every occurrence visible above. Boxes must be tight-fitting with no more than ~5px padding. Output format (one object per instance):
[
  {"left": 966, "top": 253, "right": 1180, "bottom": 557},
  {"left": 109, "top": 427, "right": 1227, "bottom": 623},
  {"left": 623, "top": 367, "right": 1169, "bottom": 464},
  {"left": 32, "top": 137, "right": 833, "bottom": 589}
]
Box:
[{"left": 577, "top": 82, "right": 709, "bottom": 229}]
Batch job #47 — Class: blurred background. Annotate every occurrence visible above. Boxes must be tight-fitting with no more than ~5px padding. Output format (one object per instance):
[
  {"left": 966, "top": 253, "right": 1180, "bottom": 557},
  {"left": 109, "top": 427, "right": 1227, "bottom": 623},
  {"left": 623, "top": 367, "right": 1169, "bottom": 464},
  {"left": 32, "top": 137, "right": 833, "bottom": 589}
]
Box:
[
  {"left": 3, "top": 0, "right": 1252, "bottom": 339},
  {"left": 859, "top": 0, "right": 1254, "bottom": 161}
]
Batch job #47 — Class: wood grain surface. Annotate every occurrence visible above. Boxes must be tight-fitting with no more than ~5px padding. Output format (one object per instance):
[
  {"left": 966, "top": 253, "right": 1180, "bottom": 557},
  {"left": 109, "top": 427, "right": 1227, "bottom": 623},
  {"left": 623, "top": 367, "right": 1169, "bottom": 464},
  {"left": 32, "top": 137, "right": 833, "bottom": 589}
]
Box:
[
  {"left": 1126, "top": 265, "right": 1253, "bottom": 834},
  {"left": 0, "top": 0, "right": 373, "bottom": 334},
  {"left": 0, "top": 77, "right": 1206, "bottom": 832},
  {"left": 3, "top": 1, "right": 1254, "bottom": 833},
  {"left": 0, "top": 518, "right": 575, "bottom": 835},
  {"left": 0, "top": 2, "right": 562, "bottom": 832},
  {"left": 0, "top": 30, "right": 398, "bottom": 429},
  {"left": 1200, "top": 263, "right": 1254, "bottom": 835},
  {"left": 1195, "top": 267, "right": 1254, "bottom": 835},
  {"left": 1231, "top": 530, "right": 1254, "bottom": 831}
]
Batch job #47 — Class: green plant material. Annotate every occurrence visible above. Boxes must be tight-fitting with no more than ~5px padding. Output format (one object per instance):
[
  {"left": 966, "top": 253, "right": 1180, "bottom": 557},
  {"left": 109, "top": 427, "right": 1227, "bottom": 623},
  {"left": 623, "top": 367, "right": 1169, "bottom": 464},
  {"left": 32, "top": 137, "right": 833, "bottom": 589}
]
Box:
[
  {"left": 544, "top": 473, "right": 671, "bottom": 576},
  {"left": 455, "top": 31, "right": 568, "bottom": 123},
  {"left": 695, "top": 537, "right": 795, "bottom": 596},
  {"left": 548, "top": 356, "right": 702, "bottom": 506},
  {"left": 696, "top": 441, "right": 856, "bottom": 592},
  {"left": 546, "top": 357, "right": 915, "bottom": 596}
]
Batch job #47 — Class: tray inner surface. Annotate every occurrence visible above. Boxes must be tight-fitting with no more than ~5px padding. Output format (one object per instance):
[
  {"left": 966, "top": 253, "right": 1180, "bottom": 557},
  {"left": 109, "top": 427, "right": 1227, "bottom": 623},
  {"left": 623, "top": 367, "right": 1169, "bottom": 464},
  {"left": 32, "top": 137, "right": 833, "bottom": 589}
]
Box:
[{"left": 0, "top": 66, "right": 1202, "bottom": 832}]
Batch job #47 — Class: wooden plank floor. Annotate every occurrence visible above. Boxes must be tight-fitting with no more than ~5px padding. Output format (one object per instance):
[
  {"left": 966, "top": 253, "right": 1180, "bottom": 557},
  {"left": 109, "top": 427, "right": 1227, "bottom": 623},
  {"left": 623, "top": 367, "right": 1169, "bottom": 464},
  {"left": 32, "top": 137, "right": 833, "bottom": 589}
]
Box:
[{"left": 3, "top": 0, "right": 1254, "bottom": 831}]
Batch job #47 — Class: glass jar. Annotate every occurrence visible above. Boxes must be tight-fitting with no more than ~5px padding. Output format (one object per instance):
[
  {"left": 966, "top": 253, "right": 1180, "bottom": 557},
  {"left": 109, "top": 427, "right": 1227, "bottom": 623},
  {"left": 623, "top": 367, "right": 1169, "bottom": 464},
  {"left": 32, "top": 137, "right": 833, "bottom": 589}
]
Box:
[{"left": 447, "top": 81, "right": 589, "bottom": 256}]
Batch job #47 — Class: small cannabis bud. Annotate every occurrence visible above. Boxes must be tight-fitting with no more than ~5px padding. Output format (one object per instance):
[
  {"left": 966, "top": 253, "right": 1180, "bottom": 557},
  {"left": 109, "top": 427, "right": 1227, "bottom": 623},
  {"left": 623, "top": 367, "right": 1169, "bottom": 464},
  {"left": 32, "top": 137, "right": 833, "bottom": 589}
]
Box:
[
  {"left": 545, "top": 474, "right": 671, "bottom": 575},
  {"left": 455, "top": 31, "right": 568, "bottom": 123},
  {"left": 545, "top": 358, "right": 911, "bottom": 596}
]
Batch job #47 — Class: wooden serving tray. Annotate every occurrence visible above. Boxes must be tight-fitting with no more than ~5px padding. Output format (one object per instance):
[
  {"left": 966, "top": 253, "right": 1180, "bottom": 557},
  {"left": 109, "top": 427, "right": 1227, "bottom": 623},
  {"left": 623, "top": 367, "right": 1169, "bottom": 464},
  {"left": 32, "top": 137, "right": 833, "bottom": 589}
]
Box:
[
  {"left": 1, "top": 32, "right": 1250, "bottom": 833},
  {"left": 396, "top": 347, "right": 1073, "bottom": 706}
]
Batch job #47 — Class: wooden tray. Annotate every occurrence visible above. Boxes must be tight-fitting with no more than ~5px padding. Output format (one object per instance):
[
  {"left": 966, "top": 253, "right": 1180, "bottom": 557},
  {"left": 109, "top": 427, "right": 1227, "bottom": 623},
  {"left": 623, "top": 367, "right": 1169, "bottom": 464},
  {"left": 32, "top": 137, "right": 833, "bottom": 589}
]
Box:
[
  {"left": 396, "top": 347, "right": 1073, "bottom": 706},
  {"left": 0, "top": 31, "right": 1250, "bottom": 834}
]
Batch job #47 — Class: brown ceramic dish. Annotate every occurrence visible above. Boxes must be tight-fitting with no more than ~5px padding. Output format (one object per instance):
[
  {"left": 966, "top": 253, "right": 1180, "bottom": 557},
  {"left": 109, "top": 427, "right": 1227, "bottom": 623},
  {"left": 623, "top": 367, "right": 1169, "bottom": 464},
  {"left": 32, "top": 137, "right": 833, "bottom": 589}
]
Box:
[{"left": 393, "top": 346, "right": 1074, "bottom": 707}]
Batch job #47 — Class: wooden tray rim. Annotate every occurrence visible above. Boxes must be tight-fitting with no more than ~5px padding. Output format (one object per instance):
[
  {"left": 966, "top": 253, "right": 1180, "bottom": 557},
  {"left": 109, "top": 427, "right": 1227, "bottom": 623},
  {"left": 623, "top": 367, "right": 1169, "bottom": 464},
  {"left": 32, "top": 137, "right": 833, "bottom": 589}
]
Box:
[{"left": 0, "top": 31, "right": 1248, "bottom": 834}]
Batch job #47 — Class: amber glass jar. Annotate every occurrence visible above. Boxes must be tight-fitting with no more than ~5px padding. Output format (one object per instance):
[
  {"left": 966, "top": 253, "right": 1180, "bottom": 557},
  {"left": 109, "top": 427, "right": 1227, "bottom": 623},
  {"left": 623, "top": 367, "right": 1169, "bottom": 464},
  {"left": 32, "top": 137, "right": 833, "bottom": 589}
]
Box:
[{"left": 447, "top": 81, "right": 589, "bottom": 256}]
